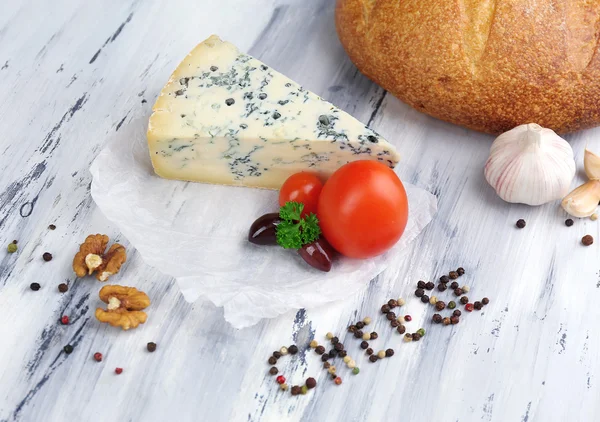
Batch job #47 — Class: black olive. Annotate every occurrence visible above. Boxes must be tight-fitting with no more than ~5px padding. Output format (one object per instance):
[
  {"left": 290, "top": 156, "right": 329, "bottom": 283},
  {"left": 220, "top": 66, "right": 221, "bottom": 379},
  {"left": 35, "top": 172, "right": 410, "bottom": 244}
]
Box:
[
  {"left": 248, "top": 213, "right": 281, "bottom": 245},
  {"left": 298, "top": 237, "right": 335, "bottom": 272}
]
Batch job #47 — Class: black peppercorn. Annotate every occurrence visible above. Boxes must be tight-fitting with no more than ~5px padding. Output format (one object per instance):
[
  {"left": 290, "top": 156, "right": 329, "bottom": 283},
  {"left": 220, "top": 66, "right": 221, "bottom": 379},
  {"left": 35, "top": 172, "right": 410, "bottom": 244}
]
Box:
[
  {"left": 397, "top": 324, "right": 406, "bottom": 334},
  {"left": 354, "top": 330, "right": 363, "bottom": 339},
  {"left": 425, "top": 281, "right": 435, "bottom": 290},
  {"left": 360, "top": 341, "right": 369, "bottom": 349},
  {"left": 348, "top": 325, "right": 357, "bottom": 333},
  {"left": 390, "top": 319, "right": 399, "bottom": 328},
  {"left": 421, "top": 295, "right": 429, "bottom": 303},
  {"left": 449, "top": 271, "right": 459, "bottom": 280},
  {"left": 437, "top": 283, "right": 448, "bottom": 292},
  {"left": 370, "top": 332, "right": 378, "bottom": 340},
  {"left": 443, "top": 317, "right": 451, "bottom": 326},
  {"left": 450, "top": 281, "right": 459, "bottom": 290},
  {"left": 338, "top": 350, "right": 347, "bottom": 358},
  {"left": 412, "top": 333, "right": 421, "bottom": 341},
  {"left": 454, "top": 288, "right": 463, "bottom": 296},
  {"left": 321, "top": 354, "right": 329, "bottom": 362},
  {"left": 269, "top": 367, "right": 278, "bottom": 375},
  {"left": 315, "top": 346, "right": 325, "bottom": 355},
  {"left": 147, "top": 342, "right": 157, "bottom": 352},
  {"left": 386, "top": 312, "right": 396, "bottom": 321},
  {"left": 331, "top": 336, "right": 339, "bottom": 344},
  {"left": 334, "top": 343, "right": 344, "bottom": 352},
  {"left": 356, "top": 321, "right": 365, "bottom": 329},
  {"left": 474, "top": 301, "right": 483, "bottom": 310},
  {"left": 366, "top": 348, "right": 373, "bottom": 355},
  {"left": 328, "top": 349, "right": 336, "bottom": 358},
  {"left": 369, "top": 355, "right": 378, "bottom": 362},
  {"left": 453, "top": 310, "right": 462, "bottom": 317},
  {"left": 58, "top": 283, "right": 68, "bottom": 293},
  {"left": 381, "top": 304, "right": 391, "bottom": 314},
  {"left": 460, "top": 296, "right": 469, "bottom": 305},
  {"left": 388, "top": 299, "right": 398, "bottom": 308},
  {"left": 450, "top": 316, "right": 460, "bottom": 324},
  {"left": 435, "top": 301, "right": 446, "bottom": 311},
  {"left": 42, "top": 252, "right": 53, "bottom": 262},
  {"left": 440, "top": 275, "right": 450, "bottom": 284},
  {"left": 48, "top": 224, "right": 56, "bottom": 230},
  {"left": 415, "top": 288, "right": 425, "bottom": 297},
  {"left": 582, "top": 235, "right": 594, "bottom": 246},
  {"left": 63, "top": 345, "right": 74, "bottom": 354},
  {"left": 291, "top": 386, "right": 301, "bottom": 396},
  {"left": 565, "top": 219, "right": 574, "bottom": 227},
  {"left": 288, "top": 345, "right": 298, "bottom": 355},
  {"left": 457, "top": 267, "right": 465, "bottom": 276},
  {"left": 516, "top": 219, "right": 526, "bottom": 229},
  {"left": 385, "top": 348, "right": 394, "bottom": 357},
  {"left": 30, "top": 283, "right": 41, "bottom": 291},
  {"left": 323, "top": 362, "right": 331, "bottom": 369},
  {"left": 268, "top": 356, "right": 277, "bottom": 365},
  {"left": 432, "top": 314, "right": 442, "bottom": 324},
  {"left": 417, "top": 280, "right": 426, "bottom": 289},
  {"left": 306, "top": 377, "right": 317, "bottom": 389},
  {"left": 273, "top": 351, "right": 282, "bottom": 359},
  {"left": 482, "top": 297, "right": 490, "bottom": 305}
]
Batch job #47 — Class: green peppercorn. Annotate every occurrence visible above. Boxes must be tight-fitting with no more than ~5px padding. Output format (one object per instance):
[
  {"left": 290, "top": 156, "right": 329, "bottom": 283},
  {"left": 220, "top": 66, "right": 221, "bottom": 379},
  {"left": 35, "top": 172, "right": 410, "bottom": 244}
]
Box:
[
  {"left": 352, "top": 367, "right": 360, "bottom": 375},
  {"left": 7, "top": 243, "right": 17, "bottom": 253},
  {"left": 301, "top": 385, "right": 308, "bottom": 395},
  {"left": 448, "top": 301, "right": 456, "bottom": 309},
  {"left": 417, "top": 328, "right": 425, "bottom": 337}
]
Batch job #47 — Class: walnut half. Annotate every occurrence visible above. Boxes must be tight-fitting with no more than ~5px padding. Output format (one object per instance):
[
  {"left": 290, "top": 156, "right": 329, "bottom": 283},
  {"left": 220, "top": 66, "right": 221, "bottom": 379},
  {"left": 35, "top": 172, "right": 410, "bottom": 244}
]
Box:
[
  {"left": 95, "top": 285, "right": 150, "bottom": 330},
  {"left": 73, "top": 234, "right": 126, "bottom": 281}
]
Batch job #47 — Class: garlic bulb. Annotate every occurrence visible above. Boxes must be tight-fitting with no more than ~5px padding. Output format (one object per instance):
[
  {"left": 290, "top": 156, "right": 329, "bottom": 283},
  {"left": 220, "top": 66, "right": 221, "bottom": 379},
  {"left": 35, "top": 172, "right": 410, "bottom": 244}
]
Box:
[
  {"left": 484, "top": 123, "right": 576, "bottom": 206},
  {"left": 561, "top": 148, "right": 600, "bottom": 217}
]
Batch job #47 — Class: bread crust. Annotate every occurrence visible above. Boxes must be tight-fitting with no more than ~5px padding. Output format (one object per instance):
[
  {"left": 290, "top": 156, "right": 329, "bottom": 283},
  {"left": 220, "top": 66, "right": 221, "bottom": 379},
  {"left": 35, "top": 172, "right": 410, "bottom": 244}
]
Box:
[{"left": 335, "top": 0, "right": 600, "bottom": 134}]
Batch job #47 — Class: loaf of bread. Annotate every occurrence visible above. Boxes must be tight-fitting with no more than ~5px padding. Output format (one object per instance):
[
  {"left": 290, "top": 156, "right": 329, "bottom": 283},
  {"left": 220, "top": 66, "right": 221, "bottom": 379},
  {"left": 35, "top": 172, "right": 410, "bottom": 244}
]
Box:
[{"left": 335, "top": 0, "right": 600, "bottom": 134}]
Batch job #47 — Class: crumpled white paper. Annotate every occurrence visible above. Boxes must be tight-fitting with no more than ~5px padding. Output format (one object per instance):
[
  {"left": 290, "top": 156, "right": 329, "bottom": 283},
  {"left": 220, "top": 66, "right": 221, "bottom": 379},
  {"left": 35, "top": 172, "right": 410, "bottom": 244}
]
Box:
[{"left": 90, "top": 119, "right": 437, "bottom": 328}]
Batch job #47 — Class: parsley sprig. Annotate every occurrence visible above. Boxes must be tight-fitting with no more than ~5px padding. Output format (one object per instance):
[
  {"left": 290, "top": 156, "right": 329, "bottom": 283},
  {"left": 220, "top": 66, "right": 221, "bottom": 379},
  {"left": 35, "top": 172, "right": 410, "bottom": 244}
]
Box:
[{"left": 276, "top": 202, "right": 321, "bottom": 249}]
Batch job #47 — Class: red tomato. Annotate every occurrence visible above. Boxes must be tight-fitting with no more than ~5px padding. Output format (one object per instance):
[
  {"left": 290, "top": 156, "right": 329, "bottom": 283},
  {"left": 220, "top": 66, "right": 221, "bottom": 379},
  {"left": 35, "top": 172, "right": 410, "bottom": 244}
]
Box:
[
  {"left": 318, "top": 161, "right": 408, "bottom": 259},
  {"left": 279, "top": 172, "right": 323, "bottom": 217}
]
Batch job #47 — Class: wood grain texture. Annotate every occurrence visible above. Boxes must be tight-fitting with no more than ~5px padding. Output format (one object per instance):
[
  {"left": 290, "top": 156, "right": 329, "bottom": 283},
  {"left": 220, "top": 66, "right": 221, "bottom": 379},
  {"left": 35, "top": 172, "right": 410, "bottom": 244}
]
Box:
[{"left": 1, "top": 0, "right": 599, "bottom": 421}]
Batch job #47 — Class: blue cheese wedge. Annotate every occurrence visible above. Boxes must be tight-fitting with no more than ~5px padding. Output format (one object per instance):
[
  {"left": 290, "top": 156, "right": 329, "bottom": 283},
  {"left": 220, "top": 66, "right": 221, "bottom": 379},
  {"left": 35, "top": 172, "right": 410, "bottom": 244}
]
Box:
[{"left": 148, "top": 35, "right": 400, "bottom": 189}]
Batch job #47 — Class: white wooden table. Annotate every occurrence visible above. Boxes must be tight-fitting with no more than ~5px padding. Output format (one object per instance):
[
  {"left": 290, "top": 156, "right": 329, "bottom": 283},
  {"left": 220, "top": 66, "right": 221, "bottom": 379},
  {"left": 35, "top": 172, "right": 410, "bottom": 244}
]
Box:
[{"left": 2, "top": 1, "right": 599, "bottom": 421}]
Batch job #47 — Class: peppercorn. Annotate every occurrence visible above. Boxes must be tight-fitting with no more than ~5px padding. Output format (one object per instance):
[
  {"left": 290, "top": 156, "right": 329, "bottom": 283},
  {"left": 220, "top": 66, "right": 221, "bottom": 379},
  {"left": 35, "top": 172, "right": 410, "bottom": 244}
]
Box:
[
  {"left": 435, "top": 301, "right": 446, "bottom": 311},
  {"left": 334, "top": 343, "right": 344, "bottom": 352},
  {"left": 465, "top": 303, "right": 474, "bottom": 312},
  {"left": 461, "top": 285, "right": 470, "bottom": 293},
  {"left": 328, "top": 349, "right": 336, "bottom": 358},
  {"left": 432, "top": 314, "right": 442, "bottom": 324},
  {"left": 352, "top": 367, "right": 360, "bottom": 375},
  {"left": 362, "top": 332, "right": 371, "bottom": 341},
  {"left": 376, "top": 350, "right": 385, "bottom": 359},
  {"left": 385, "top": 348, "right": 394, "bottom": 357},
  {"left": 404, "top": 333, "right": 412, "bottom": 342},
  {"left": 356, "top": 321, "right": 365, "bottom": 329},
  {"left": 363, "top": 316, "right": 372, "bottom": 325},
  {"left": 449, "top": 271, "right": 459, "bottom": 279},
  {"left": 369, "top": 355, "right": 378, "bottom": 363},
  {"left": 30, "top": 283, "right": 41, "bottom": 291},
  {"left": 275, "top": 375, "right": 286, "bottom": 384},
  {"left": 417, "top": 280, "right": 426, "bottom": 289},
  {"left": 273, "top": 351, "right": 282, "bottom": 359},
  {"left": 437, "top": 283, "right": 448, "bottom": 292},
  {"left": 460, "top": 296, "right": 469, "bottom": 305},
  {"left": 269, "top": 367, "right": 278, "bottom": 375},
  {"left": 565, "top": 219, "right": 574, "bottom": 227},
  {"left": 348, "top": 325, "right": 357, "bottom": 333},
  {"left": 448, "top": 301, "right": 456, "bottom": 309},
  {"left": 306, "top": 377, "right": 316, "bottom": 389},
  {"left": 397, "top": 315, "right": 405, "bottom": 323},
  {"left": 63, "top": 345, "right": 74, "bottom": 354},
  {"left": 440, "top": 275, "right": 450, "bottom": 283},
  {"left": 280, "top": 347, "right": 288, "bottom": 356},
  {"left": 457, "top": 267, "right": 465, "bottom": 276},
  {"left": 268, "top": 356, "right": 277, "bottom": 365},
  {"left": 388, "top": 299, "right": 398, "bottom": 308},
  {"left": 397, "top": 324, "right": 406, "bottom": 334},
  {"left": 397, "top": 298, "right": 406, "bottom": 306},
  {"left": 386, "top": 312, "right": 396, "bottom": 321},
  {"left": 442, "top": 317, "right": 451, "bottom": 326},
  {"left": 58, "top": 283, "right": 68, "bottom": 293},
  {"left": 115, "top": 367, "right": 123, "bottom": 375},
  {"left": 454, "top": 288, "right": 463, "bottom": 296},
  {"left": 301, "top": 385, "right": 308, "bottom": 394},
  {"left": 415, "top": 288, "right": 425, "bottom": 297},
  {"left": 321, "top": 354, "right": 329, "bottom": 362},
  {"left": 474, "top": 301, "right": 483, "bottom": 310},
  {"left": 582, "top": 235, "right": 594, "bottom": 246},
  {"left": 381, "top": 304, "right": 391, "bottom": 314},
  {"left": 370, "top": 332, "right": 378, "bottom": 340},
  {"left": 421, "top": 295, "right": 429, "bottom": 303},
  {"left": 288, "top": 345, "right": 298, "bottom": 355},
  {"left": 354, "top": 330, "right": 363, "bottom": 339},
  {"left": 7, "top": 243, "right": 17, "bottom": 253},
  {"left": 280, "top": 383, "right": 288, "bottom": 391},
  {"left": 291, "top": 386, "right": 302, "bottom": 395},
  {"left": 366, "top": 348, "right": 373, "bottom": 355},
  {"left": 338, "top": 350, "right": 347, "bottom": 358},
  {"left": 451, "top": 316, "right": 460, "bottom": 324},
  {"left": 412, "top": 333, "right": 421, "bottom": 341},
  {"left": 453, "top": 310, "right": 462, "bottom": 317},
  {"left": 326, "top": 332, "right": 334, "bottom": 340},
  {"left": 450, "top": 281, "right": 459, "bottom": 290},
  {"left": 48, "top": 224, "right": 56, "bottom": 230},
  {"left": 417, "top": 328, "right": 425, "bottom": 337},
  {"left": 516, "top": 219, "right": 526, "bottom": 228},
  {"left": 360, "top": 341, "right": 369, "bottom": 349},
  {"left": 61, "top": 315, "right": 69, "bottom": 325},
  {"left": 323, "top": 362, "right": 331, "bottom": 369},
  {"left": 315, "top": 345, "right": 325, "bottom": 355},
  {"left": 404, "top": 315, "right": 412, "bottom": 322},
  {"left": 425, "top": 281, "right": 435, "bottom": 290},
  {"left": 334, "top": 377, "right": 342, "bottom": 385},
  {"left": 310, "top": 340, "right": 318, "bottom": 348},
  {"left": 93, "top": 352, "right": 103, "bottom": 362},
  {"left": 390, "top": 319, "right": 399, "bottom": 328},
  {"left": 342, "top": 356, "right": 351, "bottom": 364},
  {"left": 42, "top": 252, "right": 53, "bottom": 262},
  {"left": 482, "top": 297, "right": 490, "bottom": 305},
  {"left": 327, "top": 366, "right": 337, "bottom": 374}
]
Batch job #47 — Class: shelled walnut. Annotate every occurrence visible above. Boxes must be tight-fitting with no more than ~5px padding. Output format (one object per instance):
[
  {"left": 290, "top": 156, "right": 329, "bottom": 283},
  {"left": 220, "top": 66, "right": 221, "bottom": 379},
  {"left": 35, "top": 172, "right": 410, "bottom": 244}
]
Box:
[
  {"left": 95, "top": 285, "right": 150, "bottom": 330},
  {"left": 72, "top": 234, "right": 126, "bottom": 281}
]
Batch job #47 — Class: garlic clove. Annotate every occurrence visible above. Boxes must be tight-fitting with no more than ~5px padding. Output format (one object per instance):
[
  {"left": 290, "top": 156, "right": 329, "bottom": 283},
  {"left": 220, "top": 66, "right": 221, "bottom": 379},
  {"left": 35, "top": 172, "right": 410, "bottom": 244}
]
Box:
[
  {"left": 584, "top": 148, "right": 600, "bottom": 180},
  {"left": 561, "top": 180, "right": 600, "bottom": 217},
  {"left": 484, "top": 123, "right": 576, "bottom": 206}
]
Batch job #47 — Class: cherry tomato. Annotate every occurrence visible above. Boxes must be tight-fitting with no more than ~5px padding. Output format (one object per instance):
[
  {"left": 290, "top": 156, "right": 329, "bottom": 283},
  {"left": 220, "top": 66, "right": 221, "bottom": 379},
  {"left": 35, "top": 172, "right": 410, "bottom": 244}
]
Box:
[
  {"left": 279, "top": 172, "right": 323, "bottom": 217},
  {"left": 317, "top": 161, "right": 408, "bottom": 259}
]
